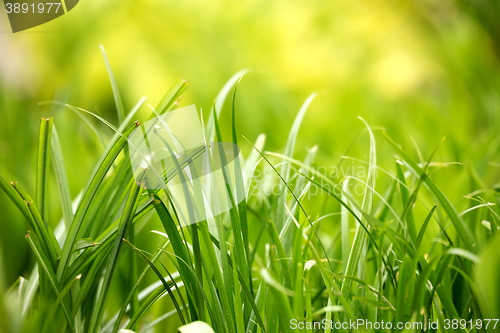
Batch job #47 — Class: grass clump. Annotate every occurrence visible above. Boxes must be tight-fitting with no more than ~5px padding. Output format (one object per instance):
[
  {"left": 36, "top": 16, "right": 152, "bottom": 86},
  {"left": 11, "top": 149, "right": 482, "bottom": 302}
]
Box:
[{"left": 1, "top": 49, "right": 499, "bottom": 333}]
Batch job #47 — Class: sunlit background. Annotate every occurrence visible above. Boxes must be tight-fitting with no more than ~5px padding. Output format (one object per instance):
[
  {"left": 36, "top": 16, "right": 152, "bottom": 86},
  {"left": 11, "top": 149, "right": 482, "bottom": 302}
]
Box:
[{"left": 1, "top": 0, "right": 499, "bottom": 329}]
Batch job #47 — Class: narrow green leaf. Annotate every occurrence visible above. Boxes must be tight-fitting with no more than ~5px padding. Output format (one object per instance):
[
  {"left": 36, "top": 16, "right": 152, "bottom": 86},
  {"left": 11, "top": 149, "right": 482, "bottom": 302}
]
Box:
[
  {"left": 206, "top": 69, "right": 251, "bottom": 142},
  {"left": 231, "top": 79, "right": 251, "bottom": 284},
  {"left": 411, "top": 259, "right": 433, "bottom": 315},
  {"left": 213, "top": 105, "right": 249, "bottom": 295},
  {"left": 57, "top": 122, "right": 140, "bottom": 280},
  {"left": 42, "top": 274, "right": 81, "bottom": 333},
  {"left": 25, "top": 232, "right": 74, "bottom": 332},
  {"left": 345, "top": 118, "right": 376, "bottom": 315},
  {"left": 416, "top": 205, "right": 437, "bottom": 248},
  {"left": 127, "top": 285, "right": 168, "bottom": 330},
  {"left": 341, "top": 180, "right": 350, "bottom": 274},
  {"left": 63, "top": 198, "right": 154, "bottom": 281},
  {"left": 100, "top": 45, "right": 125, "bottom": 124},
  {"left": 242, "top": 135, "right": 333, "bottom": 273},
  {"left": 71, "top": 243, "right": 111, "bottom": 316},
  {"left": 260, "top": 267, "right": 294, "bottom": 333},
  {"left": 198, "top": 219, "right": 235, "bottom": 333},
  {"left": 26, "top": 201, "right": 60, "bottom": 266},
  {"left": 384, "top": 132, "right": 476, "bottom": 253},
  {"left": 74, "top": 238, "right": 99, "bottom": 251},
  {"left": 123, "top": 239, "right": 186, "bottom": 327},
  {"left": 150, "top": 195, "right": 196, "bottom": 289},
  {"left": 206, "top": 231, "right": 267, "bottom": 333},
  {"left": 0, "top": 174, "right": 32, "bottom": 222},
  {"left": 153, "top": 79, "right": 189, "bottom": 117},
  {"left": 128, "top": 217, "right": 139, "bottom": 317},
  {"left": 395, "top": 161, "right": 417, "bottom": 243},
  {"left": 293, "top": 262, "right": 304, "bottom": 321},
  {"left": 232, "top": 248, "right": 245, "bottom": 333},
  {"left": 9, "top": 181, "right": 57, "bottom": 261},
  {"left": 264, "top": 216, "right": 292, "bottom": 290},
  {"left": 89, "top": 174, "right": 145, "bottom": 333},
  {"left": 289, "top": 167, "right": 397, "bottom": 296},
  {"left": 304, "top": 282, "right": 312, "bottom": 333},
  {"left": 276, "top": 93, "right": 318, "bottom": 236},
  {"left": 51, "top": 124, "right": 74, "bottom": 230},
  {"left": 111, "top": 240, "right": 170, "bottom": 333},
  {"left": 36, "top": 117, "right": 54, "bottom": 227},
  {"left": 446, "top": 248, "right": 480, "bottom": 263}
]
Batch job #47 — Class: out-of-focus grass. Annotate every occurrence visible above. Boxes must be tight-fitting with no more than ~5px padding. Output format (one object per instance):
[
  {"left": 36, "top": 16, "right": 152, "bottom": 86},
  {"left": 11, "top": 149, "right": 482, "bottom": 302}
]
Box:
[
  {"left": 1, "top": 0, "right": 499, "bottom": 154},
  {"left": 0, "top": 69, "right": 499, "bottom": 332}
]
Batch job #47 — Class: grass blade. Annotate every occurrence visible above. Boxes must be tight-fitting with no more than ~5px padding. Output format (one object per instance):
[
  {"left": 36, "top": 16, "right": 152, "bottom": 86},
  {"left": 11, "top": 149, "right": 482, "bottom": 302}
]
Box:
[
  {"left": 100, "top": 45, "right": 125, "bottom": 124},
  {"left": 25, "top": 231, "right": 74, "bottom": 332},
  {"left": 111, "top": 240, "right": 170, "bottom": 333},
  {"left": 89, "top": 173, "right": 145, "bottom": 333},
  {"left": 57, "top": 122, "right": 140, "bottom": 280},
  {"left": 207, "top": 232, "right": 267, "bottom": 333},
  {"left": 341, "top": 180, "right": 350, "bottom": 274},
  {"left": 0, "top": 174, "right": 32, "bottom": 222},
  {"left": 153, "top": 78, "right": 189, "bottom": 117},
  {"left": 9, "top": 181, "right": 61, "bottom": 266},
  {"left": 384, "top": 132, "right": 477, "bottom": 253},
  {"left": 395, "top": 161, "right": 417, "bottom": 243},
  {"left": 126, "top": 285, "right": 167, "bottom": 330},
  {"left": 264, "top": 215, "right": 292, "bottom": 290},
  {"left": 260, "top": 267, "right": 294, "bottom": 333},
  {"left": 37, "top": 117, "right": 54, "bottom": 227},
  {"left": 42, "top": 274, "right": 81, "bottom": 333},
  {"left": 231, "top": 79, "right": 251, "bottom": 283},
  {"left": 416, "top": 205, "right": 437, "bottom": 248},
  {"left": 123, "top": 239, "right": 186, "bottom": 327},
  {"left": 276, "top": 93, "right": 318, "bottom": 237},
  {"left": 206, "top": 69, "right": 251, "bottom": 142},
  {"left": 213, "top": 105, "right": 249, "bottom": 298},
  {"left": 51, "top": 124, "right": 74, "bottom": 230}
]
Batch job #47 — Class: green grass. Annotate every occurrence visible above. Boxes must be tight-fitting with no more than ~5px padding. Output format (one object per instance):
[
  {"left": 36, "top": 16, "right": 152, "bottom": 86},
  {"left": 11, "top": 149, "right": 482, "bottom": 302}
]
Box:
[{"left": 1, "top": 52, "right": 500, "bottom": 333}]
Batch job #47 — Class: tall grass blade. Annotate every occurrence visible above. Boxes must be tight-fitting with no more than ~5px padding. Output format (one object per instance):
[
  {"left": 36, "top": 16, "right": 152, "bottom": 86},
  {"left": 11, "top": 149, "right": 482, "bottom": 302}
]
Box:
[
  {"left": 0, "top": 175, "right": 32, "bottom": 223},
  {"left": 384, "top": 133, "right": 476, "bottom": 253},
  {"left": 395, "top": 161, "right": 417, "bottom": 243},
  {"left": 276, "top": 93, "right": 318, "bottom": 238},
  {"left": 111, "top": 240, "right": 169, "bottom": 333},
  {"left": 89, "top": 173, "right": 145, "bottom": 333},
  {"left": 213, "top": 105, "right": 249, "bottom": 296},
  {"left": 231, "top": 78, "right": 250, "bottom": 278},
  {"left": 57, "top": 122, "right": 140, "bottom": 280},
  {"left": 100, "top": 45, "right": 125, "bottom": 124},
  {"left": 25, "top": 231, "right": 74, "bottom": 332},
  {"left": 123, "top": 239, "right": 186, "bottom": 326},
  {"left": 416, "top": 205, "right": 437, "bottom": 248},
  {"left": 42, "top": 274, "right": 81, "bottom": 333},
  {"left": 339, "top": 118, "right": 377, "bottom": 314},
  {"left": 51, "top": 124, "right": 74, "bottom": 230},
  {"left": 126, "top": 285, "right": 167, "bottom": 330},
  {"left": 260, "top": 267, "right": 294, "bottom": 333},
  {"left": 206, "top": 69, "right": 251, "bottom": 142},
  {"left": 153, "top": 79, "right": 189, "bottom": 117},
  {"left": 37, "top": 117, "right": 54, "bottom": 227}
]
